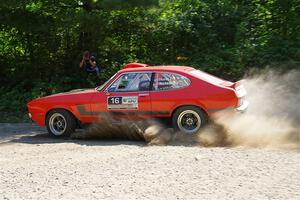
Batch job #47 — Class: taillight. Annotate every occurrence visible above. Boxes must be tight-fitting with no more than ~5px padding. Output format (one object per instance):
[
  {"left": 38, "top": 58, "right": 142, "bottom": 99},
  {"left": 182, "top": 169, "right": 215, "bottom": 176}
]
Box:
[
  {"left": 238, "top": 97, "right": 245, "bottom": 107},
  {"left": 234, "top": 80, "right": 247, "bottom": 98}
]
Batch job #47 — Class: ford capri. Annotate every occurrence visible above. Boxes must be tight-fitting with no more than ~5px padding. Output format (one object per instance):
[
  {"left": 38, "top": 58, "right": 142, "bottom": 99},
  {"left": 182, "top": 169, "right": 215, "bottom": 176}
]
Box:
[{"left": 27, "top": 63, "right": 248, "bottom": 137}]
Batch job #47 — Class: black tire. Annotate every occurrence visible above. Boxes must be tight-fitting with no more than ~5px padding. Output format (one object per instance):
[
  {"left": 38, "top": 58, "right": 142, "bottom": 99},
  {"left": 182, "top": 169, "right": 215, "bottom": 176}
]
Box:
[
  {"left": 46, "top": 109, "right": 76, "bottom": 138},
  {"left": 172, "top": 106, "right": 208, "bottom": 134}
]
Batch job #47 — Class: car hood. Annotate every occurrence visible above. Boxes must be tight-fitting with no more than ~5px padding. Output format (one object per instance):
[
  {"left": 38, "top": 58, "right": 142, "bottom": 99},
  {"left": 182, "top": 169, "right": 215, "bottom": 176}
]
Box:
[
  {"left": 49, "top": 88, "right": 96, "bottom": 97},
  {"left": 28, "top": 88, "right": 97, "bottom": 104}
]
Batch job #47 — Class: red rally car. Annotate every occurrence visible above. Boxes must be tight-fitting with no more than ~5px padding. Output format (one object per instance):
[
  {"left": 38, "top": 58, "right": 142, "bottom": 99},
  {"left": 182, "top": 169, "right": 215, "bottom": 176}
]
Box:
[{"left": 27, "top": 63, "right": 248, "bottom": 137}]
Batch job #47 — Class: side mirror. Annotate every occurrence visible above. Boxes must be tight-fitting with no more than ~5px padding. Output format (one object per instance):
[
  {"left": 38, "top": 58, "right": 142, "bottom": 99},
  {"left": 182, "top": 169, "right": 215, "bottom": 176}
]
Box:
[
  {"left": 108, "top": 87, "right": 116, "bottom": 93},
  {"left": 103, "top": 90, "right": 110, "bottom": 96}
]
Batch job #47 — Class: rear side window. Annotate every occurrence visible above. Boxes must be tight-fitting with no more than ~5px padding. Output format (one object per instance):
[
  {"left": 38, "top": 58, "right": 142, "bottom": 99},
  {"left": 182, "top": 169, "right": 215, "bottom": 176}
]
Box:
[{"left": 152, "top": 72, "right": 190, "bottom": 91}]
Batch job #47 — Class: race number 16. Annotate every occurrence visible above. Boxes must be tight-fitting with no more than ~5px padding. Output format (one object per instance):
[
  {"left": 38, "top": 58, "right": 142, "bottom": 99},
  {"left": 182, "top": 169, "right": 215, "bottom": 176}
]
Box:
[{"left": 108, "top": 97, "right": 122, "bottom": 105}]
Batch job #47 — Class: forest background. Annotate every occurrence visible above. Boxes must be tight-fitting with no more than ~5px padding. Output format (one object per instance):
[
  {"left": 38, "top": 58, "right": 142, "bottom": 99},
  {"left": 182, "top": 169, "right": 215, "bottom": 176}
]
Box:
[{"left": 0, "top": 0, "right": 299, "bottom": 121}]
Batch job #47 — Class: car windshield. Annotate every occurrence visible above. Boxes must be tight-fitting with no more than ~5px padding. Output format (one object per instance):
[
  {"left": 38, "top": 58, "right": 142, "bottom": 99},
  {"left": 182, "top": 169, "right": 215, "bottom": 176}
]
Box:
[{"left": 95, "top": 73, "right": 118, "bottom": 91}]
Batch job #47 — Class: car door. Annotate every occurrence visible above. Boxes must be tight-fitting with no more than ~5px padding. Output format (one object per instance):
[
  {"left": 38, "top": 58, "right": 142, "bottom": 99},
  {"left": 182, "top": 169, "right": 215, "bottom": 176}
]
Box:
[
  {"left": 150, "top": 72, "right": 191, "bottom": 117},
  {"left": 92, "top": 72, "right": 153, "bottom": 119}
]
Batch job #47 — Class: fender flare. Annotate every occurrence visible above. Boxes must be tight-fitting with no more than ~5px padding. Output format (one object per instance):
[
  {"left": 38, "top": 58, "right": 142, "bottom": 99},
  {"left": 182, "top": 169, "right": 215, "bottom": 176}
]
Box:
[
  {"left": 170, "top": 102, "right": 209, "bottom": 117},
  {"left": 45, "top": 105, "right": 79, "bottom": 124}
]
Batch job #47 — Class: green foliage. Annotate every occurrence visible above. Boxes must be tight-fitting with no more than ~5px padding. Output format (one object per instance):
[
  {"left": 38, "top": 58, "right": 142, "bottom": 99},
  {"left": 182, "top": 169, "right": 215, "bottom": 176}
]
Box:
[{"left": 0, "top": 0, "right": 299, "bottom": 121}]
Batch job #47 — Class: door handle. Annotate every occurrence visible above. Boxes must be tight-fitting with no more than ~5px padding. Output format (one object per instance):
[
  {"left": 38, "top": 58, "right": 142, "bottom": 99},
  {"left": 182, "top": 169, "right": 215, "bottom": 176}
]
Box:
[{"left": 139, "top": 93, "right": 149, "bottom": 97}]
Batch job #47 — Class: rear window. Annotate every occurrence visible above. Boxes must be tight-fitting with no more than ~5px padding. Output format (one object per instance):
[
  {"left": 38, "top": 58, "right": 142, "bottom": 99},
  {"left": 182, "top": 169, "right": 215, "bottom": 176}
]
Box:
[{"left": 190, "top": 70, "right": 224, "bottom": 84}]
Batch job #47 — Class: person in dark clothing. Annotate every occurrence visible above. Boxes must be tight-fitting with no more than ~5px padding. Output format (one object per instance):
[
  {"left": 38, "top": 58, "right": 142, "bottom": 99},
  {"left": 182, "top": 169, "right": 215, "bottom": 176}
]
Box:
[
  {"left": 80, "top": 51, "right": 100, "bottom": 75},
  {"left": 80, "top": 51, "right": 91, "bottom": 71},
  {"left": 79, "top": 51, "right": 101, "bottom": 86},
  {"left": 86, "top": 56, "right": 100, "bottom": 75}
]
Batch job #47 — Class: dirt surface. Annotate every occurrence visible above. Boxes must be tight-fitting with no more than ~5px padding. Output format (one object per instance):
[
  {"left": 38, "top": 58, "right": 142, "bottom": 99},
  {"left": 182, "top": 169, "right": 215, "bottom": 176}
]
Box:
[{"left": 0, "top": 123, "right": 299, "bottom": 200}]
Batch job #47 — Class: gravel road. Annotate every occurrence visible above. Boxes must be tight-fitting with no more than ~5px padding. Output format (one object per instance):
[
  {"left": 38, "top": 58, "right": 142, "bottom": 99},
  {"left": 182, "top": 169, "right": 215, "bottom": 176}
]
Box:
[{"left": 0, "top": 123, "right": 299, "bottom": 200}]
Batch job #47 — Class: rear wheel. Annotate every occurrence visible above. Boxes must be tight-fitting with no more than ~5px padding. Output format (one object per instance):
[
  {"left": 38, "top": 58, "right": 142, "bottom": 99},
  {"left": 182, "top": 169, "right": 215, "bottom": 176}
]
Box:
[
  {"left": 172, "top": 106, "right": 207, "bottom": 134},
  {"left": 46, "top": 109, "right": 76, "bottom": 137}
]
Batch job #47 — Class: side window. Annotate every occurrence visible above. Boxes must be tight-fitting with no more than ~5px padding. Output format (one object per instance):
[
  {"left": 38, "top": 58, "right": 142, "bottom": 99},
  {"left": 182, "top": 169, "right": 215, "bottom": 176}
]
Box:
[
  {"left": 153, "top": 72, "right": 190, "bottom": 91},
  {"left": 108, "top": 72, "right": 152, "bottom": 92}
]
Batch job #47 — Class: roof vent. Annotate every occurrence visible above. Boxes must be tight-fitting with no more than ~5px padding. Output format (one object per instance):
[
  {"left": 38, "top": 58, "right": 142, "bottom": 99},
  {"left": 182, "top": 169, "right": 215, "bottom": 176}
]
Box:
[{"left": 123, "top": 63, "right": 148, "bottom": 69}]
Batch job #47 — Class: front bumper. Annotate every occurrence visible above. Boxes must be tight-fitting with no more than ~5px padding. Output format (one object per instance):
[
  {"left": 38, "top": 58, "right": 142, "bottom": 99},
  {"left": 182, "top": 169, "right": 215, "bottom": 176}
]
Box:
[{"left": 28, "top": 113, "right": 34, "bottom": 122}]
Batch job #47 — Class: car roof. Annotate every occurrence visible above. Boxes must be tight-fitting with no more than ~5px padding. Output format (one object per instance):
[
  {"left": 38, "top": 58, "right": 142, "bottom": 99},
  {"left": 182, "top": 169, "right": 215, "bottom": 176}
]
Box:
[{"left": 119, "top": 65, "right": 195, "bottom": 73}]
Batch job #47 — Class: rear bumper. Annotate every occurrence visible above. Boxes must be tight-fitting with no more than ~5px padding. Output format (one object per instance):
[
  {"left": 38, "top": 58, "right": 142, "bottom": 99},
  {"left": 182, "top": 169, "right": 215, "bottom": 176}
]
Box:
[{"left": 236, "top": 100, "right": 249, "bottom": 113}]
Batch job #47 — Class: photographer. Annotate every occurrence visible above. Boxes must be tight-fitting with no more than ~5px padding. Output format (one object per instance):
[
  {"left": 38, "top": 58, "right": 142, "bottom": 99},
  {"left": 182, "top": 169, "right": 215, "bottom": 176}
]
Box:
[
  {"left": 80, "top": 51, "right": 100, "bottom": 75},
  {"left": 87, "top": 56, "right": 100, "bottom": 75},
  {"left": 79, "top": 51, "right": 91, "bottom": 71}
]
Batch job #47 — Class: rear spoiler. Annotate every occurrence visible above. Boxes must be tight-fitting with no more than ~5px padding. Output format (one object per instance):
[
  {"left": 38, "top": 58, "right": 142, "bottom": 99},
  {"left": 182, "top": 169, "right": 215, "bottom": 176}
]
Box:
[{"left": 232, "top": 80, "right": 244, "bottom": 89}]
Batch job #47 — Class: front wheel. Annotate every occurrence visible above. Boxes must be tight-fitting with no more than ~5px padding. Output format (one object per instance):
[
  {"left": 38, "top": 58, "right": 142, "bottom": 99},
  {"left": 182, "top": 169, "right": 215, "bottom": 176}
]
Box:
[
  {"left": 172, "top": 106, "right": 207, "bottom": 134},
  {"left": 46, "top": 109, "right": 76, "bottom": 137}
]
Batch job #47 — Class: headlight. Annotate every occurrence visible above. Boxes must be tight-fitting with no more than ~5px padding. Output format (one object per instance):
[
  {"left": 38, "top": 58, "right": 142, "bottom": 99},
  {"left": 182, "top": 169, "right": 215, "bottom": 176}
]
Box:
[{"left": 28, "top": 113, "right": 32, "bottom": 119}]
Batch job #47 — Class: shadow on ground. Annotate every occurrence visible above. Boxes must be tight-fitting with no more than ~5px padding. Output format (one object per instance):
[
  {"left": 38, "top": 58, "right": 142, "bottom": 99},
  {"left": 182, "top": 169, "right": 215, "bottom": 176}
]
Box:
[
  {"left": 0, "top": 123, "right": 204, "bottom": 147},
  {"left": 11, "top": 133, "right": 145, "bottom": 146},
  {"left": 0, "top": 123, "right": 145, "bottom": 147}
]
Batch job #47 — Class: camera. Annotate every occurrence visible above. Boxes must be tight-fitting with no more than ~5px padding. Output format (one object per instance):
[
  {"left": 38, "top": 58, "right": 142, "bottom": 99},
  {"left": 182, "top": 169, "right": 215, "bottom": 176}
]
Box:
[{"left": 90, "top": 56, "right": 96, "bottom": 62}]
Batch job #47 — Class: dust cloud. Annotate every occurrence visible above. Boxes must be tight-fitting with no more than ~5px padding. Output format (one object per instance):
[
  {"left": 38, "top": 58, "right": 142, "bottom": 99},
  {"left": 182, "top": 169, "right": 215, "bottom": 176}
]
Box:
[
  {"left": 72, "top": 69, "right": 300, "bottom": 149},
  {"left": 71, "top": 115, "right": 144, "bottom": 141},
  {"left": 72, "top": 117, "right": 174, "bottom": 145},
  {"left": 200, "top": 69, "right": 300, "bottom": 148}
]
